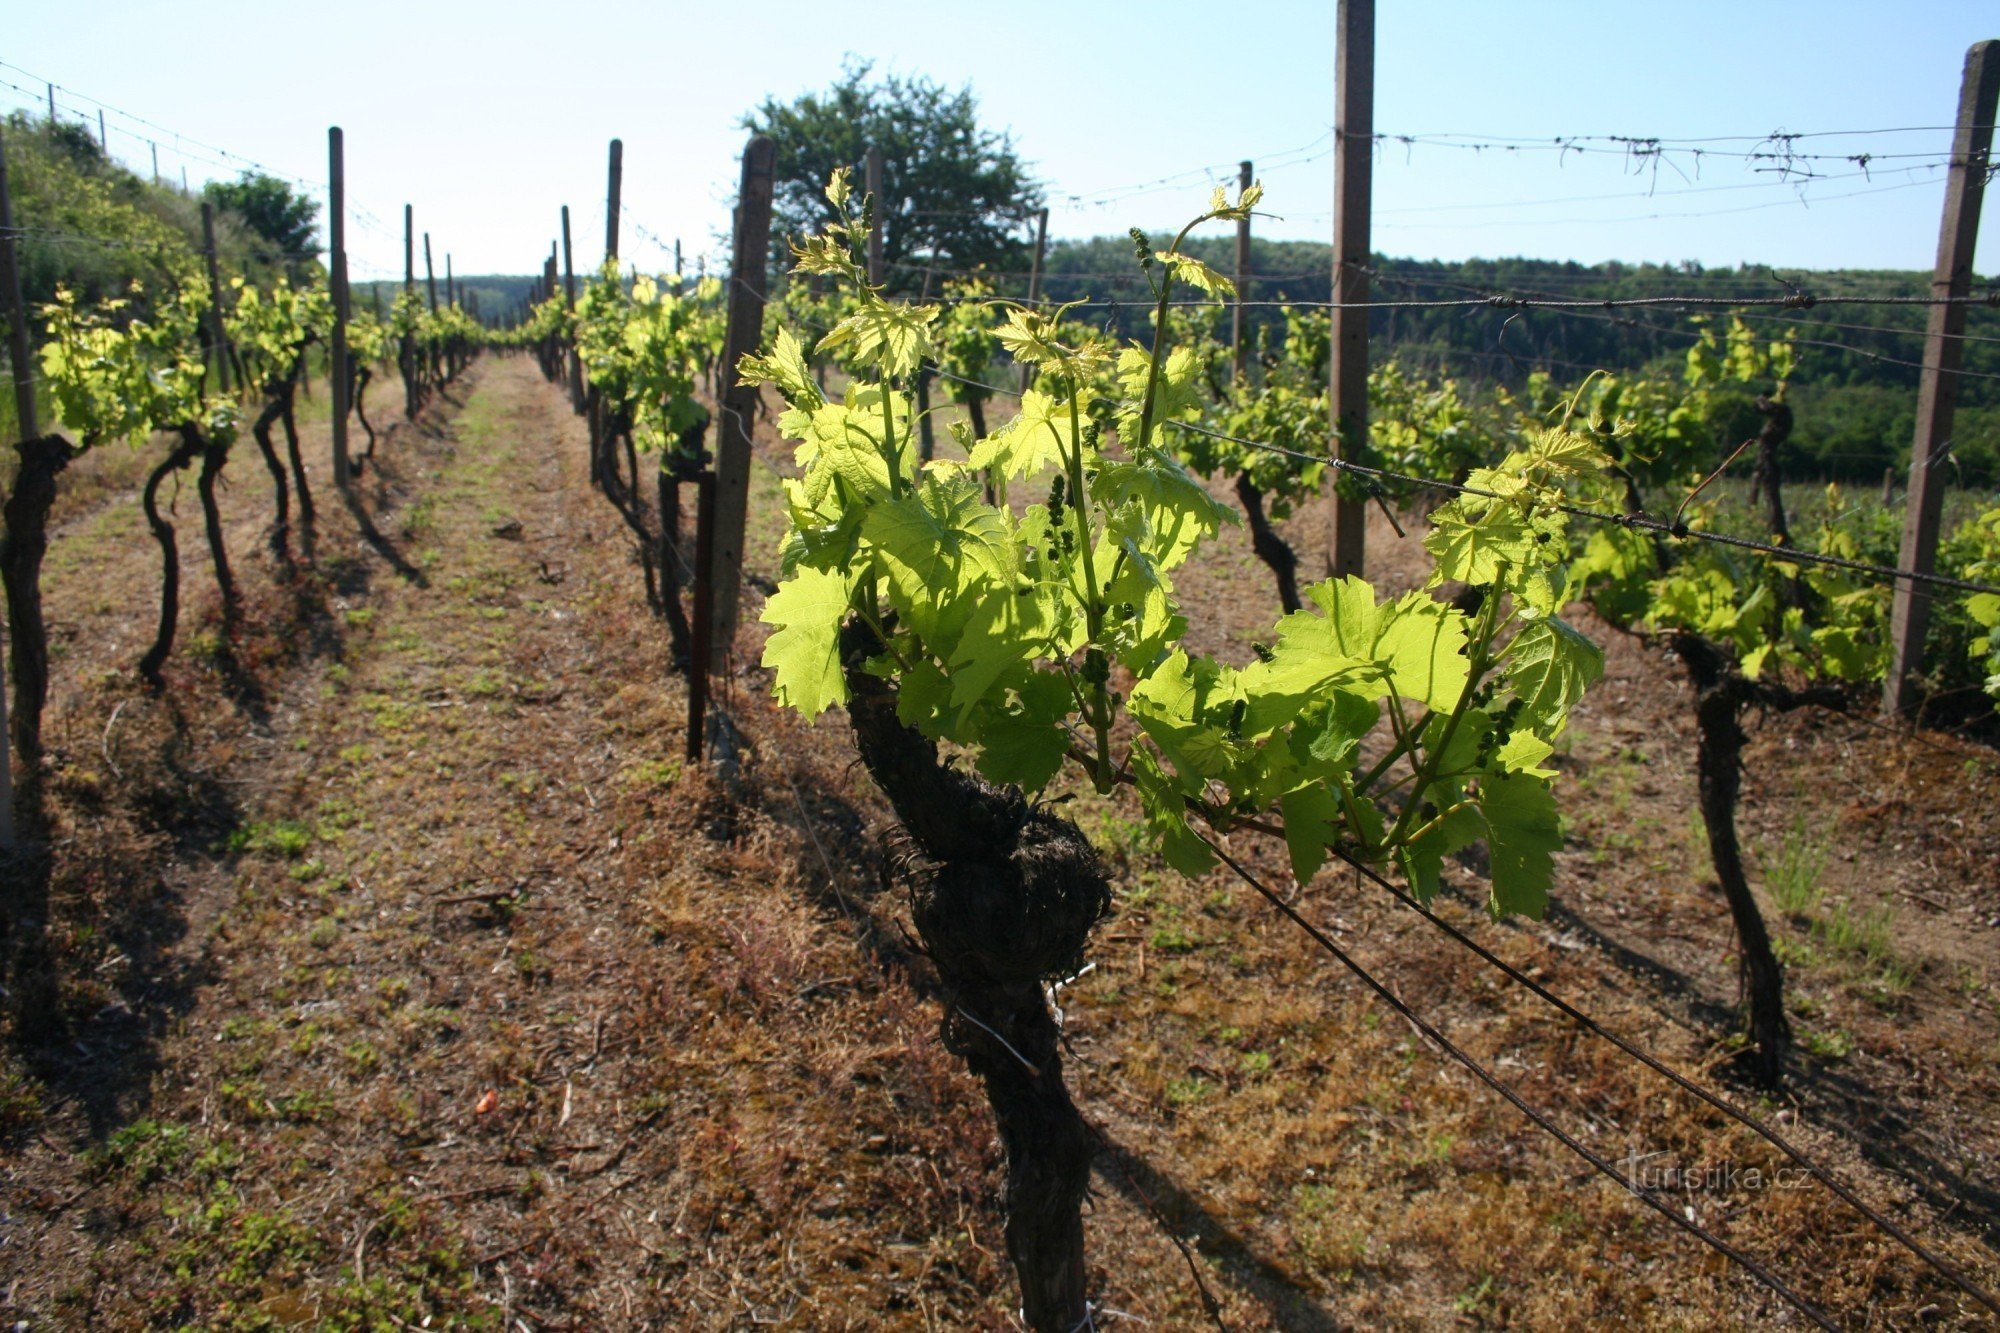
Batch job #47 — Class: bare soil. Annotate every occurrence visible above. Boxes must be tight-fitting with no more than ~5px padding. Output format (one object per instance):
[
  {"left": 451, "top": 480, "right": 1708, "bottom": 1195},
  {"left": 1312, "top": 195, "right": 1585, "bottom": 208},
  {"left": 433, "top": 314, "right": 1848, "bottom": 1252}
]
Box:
[{"left": 2, "top": 354, "right": 1996, "bottom": 1329}]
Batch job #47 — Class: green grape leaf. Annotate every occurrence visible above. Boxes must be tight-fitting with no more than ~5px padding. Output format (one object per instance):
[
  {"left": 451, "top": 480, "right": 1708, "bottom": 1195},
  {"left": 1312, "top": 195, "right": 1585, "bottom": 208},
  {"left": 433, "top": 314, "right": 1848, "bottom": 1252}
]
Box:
[
  {"left": 1280, "top": 784, "right": 1342, "bottom": 886},
  {"left": 1130, "top": 651, "right": 1245, "bottom": 780},
  {"left": 1157, "top": 252, "right": 1234, "bottom": 299},
  {"left": 737, "top": 327, "right": 823, "bottom": 408},
  {"left": 1808, "top": 625, "right": 1875, "bottom": 682},
  {"left": 1493, "top": 731, "right": 1557, "bottom": 779},
  {"left": 1091, "top": 444, "right": 1234, "bottom": 570},
  {"left": 1237, "top": 577, "right": 1385, "bottom": 732},
  {"left": 1505, "top": 617, "right": 1604, "bottom": 732},
  {"left": 894, "top": 658, "right": 956, "bottom": 737},
  {"left": 818, "top": 301, "right": 938, "bottom": 380},
  {"left": 1398, "top": 800, "right": 1484, "bottom": 904},
  {"left": 1288, "top": 691, "right": 1379, "bottom": 777},
  {"left": 1375, "top": 592, "right": 1474, "bottom": 713},
  {"left": 1133, "top": 747, "right": 1215, "bottom": 878},
  {"left": 971, "top": 668, "right": 1072, "bottom": 791},
  {"left": 968, "top": 389, "right": 1082, "bottom": 481},
  {"left": 948, "top": 575, "right": 1058, "bottom": 710},
  {"left": 759, "top": 566, "right": 855, "bottom": 719},
  {"left": 862, "top": 478, "right": 1015, "bottom": 639},
  {"left": 1523, "top": 426, "right": 1610, "bottom": 476},
  {"left": 1478, "top": 773, "right": 1561, "bottom": 919}
]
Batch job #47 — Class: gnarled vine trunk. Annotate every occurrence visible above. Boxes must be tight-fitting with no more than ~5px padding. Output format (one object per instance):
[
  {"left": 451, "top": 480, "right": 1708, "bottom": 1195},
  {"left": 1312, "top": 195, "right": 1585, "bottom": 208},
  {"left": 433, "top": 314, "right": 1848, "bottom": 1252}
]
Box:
[
  {"left": 1, "top": 434, "right": 76, "bottom": 765},
  {"left": 139, "top": 431, "right": 207, "bottom": 687},
  {"left": 1235, "top": 473, "right": 1302, "bottom": 614},
  {"left": 194, "top": 426, "right": 238, "bottom": 627},
  {"left": 351, "top": 362, "right": 377, "bottom": 472},
  {"left": 1752, "top": 394, "right": 1793, "bottom": 549},
  {"left": 656, "top": 411, "right": 710, "bottom": 672},
  {"left": 841, "top": 625, "right": 1108, "bottom": 1332},
  {"left": 251, "top": 394, "right": 292, "bottom": 562},
  {"left": 280, "top": 375, "right": 315, "bottom": 528},
  {"left": 1674, "top": 632, "right": 1843, "bottom": 1087},
  {"left": 400, "top": 336, "right": 420, "bottom": 420}
]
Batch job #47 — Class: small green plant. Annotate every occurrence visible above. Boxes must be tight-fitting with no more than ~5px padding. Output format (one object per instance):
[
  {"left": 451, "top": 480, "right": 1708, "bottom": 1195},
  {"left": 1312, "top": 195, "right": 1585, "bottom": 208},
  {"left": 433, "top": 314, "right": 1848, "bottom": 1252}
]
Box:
[
  {"left": 227, "top": 819, "right": 314, "bottom": 860},
  {"left": 1816, "top": 899, "right": 1894, "bottom": 965},
  {"left": 1761, "top": 815, "right": 1827, "bottom": 915},
  {"left": 618, "top": 758, "right": 682, "bottom": 789},
  {"left": 1771, "top": 936, "right": 1818, "bottom": 967},
  {"left": 1455, "top": 1274, "right": 1497, "bottom": 1316},
  {"left": 86, "top": 1119, "right": 193, "bottom": 1184}
]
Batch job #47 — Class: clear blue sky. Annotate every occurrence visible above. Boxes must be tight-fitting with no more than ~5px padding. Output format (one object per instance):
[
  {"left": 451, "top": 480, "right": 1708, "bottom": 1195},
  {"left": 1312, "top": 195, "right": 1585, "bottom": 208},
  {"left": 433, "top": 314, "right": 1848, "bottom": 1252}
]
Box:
[{"left": 5, "top": 2, "right": 1996, "bottom": 282}]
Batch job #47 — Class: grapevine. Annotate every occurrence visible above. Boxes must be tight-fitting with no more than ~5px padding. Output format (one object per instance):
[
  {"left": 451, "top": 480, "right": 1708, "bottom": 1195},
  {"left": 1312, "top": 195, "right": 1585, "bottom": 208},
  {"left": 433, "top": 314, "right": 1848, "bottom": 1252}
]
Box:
[{"left": 747, "top": 173, "right": 1612, "bottom": 1327}]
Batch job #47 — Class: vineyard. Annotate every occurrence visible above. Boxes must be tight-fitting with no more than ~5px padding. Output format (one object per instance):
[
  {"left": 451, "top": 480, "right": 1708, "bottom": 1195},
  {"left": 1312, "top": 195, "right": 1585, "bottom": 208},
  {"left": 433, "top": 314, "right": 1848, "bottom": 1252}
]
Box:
[{"left": 3, "top": 29, "right": 2000, "bottom": 1333}]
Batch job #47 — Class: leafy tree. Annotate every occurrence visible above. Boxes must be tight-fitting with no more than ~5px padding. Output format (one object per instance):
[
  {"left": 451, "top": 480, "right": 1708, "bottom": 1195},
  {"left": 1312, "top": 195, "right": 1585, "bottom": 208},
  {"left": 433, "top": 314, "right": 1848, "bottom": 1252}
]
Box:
[
  {"left": 42, "top": 118, "right": 106, "bottom": 171},
  {"left": 203, "top": 172, "right": 321, "bottom": 263},
  {"left": 742, "top": 59, "right": 1041, "bottom": 293}
]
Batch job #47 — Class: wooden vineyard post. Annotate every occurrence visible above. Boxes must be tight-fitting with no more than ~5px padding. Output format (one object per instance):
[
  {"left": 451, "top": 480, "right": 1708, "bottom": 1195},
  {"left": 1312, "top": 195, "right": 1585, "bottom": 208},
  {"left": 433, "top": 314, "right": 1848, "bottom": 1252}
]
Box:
[
  {"left": 445, "top": 254, "right": 454, "bottom": 307},
  {"left": 0, "top": 129, "right": 35, "bottom": 441},
  {"left": 0, "top": 123, "right": 32, "bottom": 851},
  {"left": 1326, "top": 0, "right": 1374, "bottom": 579},
  {"left": 1019, "top": 205, "right": 1048, "bottom": 393},
  {"left": 198, "top": 203, "right": 231, "bottom": 394},
  {"left": 865, "top": 144, "right": 884, "bottom": 287},
  {"left": 605, "top": 138, "right": 623, "bottom": 264},
  {"left": 706, "top": 134, "right": 776, "bottom": 680},
  {"left": 97, "top": 110, "right": 106, "bottom": 154},
  {"left": 561, "top": 205, "right": 580, "bottom": 407},
  {"left": 1885, "top": 39, "right": 1999, "bottom": 718},
  {"left": 1233, "top": 159, "right": 1252, "bottom": 383},
  {"left": 401, "top": 205, "right": 418, "bottom": 420},
  {"left": 687, "top": 472, "right": 718, "bottom": 762},
  {"left": 329, "top": 127, "right": 352, "bottom": 489}
]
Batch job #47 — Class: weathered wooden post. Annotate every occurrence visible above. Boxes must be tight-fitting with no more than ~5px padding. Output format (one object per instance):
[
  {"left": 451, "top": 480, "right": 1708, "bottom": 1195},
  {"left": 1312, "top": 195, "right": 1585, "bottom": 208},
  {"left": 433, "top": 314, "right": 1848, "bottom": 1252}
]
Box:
[
  {"left": 1018, "top": 206, "right": 1048, "bottom": 394},
  {"left": 1885, "top": 40, "right": 1998, "bottom": 718},
  {"left": 329, "top": 127, "right": 352, "bottom": 489},
  {"left": 865, "top": 144, "right": 885, "bottom": 287},
  {"left": 605, "top": 138, "right": 623, "bottom": 264},
  {"left": 401, "top": 204, "right": 418, "bottom": 419},
  {"left": 707, "top": 135, "right": 777, "bottom": 679},
  {"left": 198, "top": 203, "right": 232, "bottom": 394},
  {"left": 561, "top": 205, "right": 580, "bottom": 407},
  {"left": 1326, "top": 0, "right": 1374, "bottom": 578},
  {"left": 0, "top": 124, "right": 32, "bottom": 851}
]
